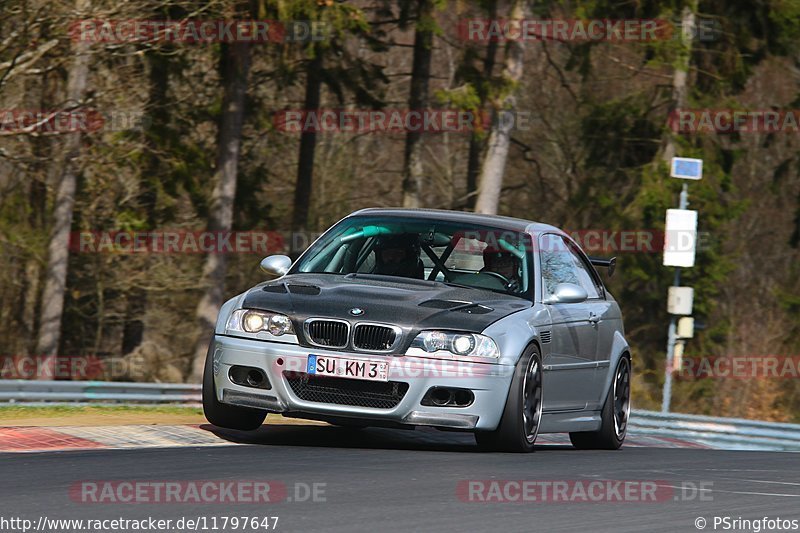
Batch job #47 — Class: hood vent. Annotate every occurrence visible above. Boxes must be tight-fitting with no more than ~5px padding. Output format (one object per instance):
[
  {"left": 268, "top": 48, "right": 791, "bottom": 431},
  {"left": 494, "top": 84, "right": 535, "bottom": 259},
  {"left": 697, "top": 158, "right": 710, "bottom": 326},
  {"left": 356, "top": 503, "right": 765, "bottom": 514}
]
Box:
[
  {"left": 262, "top": 284, "right": 287, "bottom": 293},
  {"left": 287, "top": 284, "right": 321, "bottom": 295},
  {"left": 261, "top": 283, "right": 320, "bottom": 295}
]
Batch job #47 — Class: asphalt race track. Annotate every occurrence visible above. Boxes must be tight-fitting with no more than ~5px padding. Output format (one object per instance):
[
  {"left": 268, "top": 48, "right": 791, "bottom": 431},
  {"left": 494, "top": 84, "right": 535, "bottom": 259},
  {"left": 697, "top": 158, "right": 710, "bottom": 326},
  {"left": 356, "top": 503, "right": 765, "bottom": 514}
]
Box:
[{"left": 1, "top": 424, "right": 799, "bottom": 533}]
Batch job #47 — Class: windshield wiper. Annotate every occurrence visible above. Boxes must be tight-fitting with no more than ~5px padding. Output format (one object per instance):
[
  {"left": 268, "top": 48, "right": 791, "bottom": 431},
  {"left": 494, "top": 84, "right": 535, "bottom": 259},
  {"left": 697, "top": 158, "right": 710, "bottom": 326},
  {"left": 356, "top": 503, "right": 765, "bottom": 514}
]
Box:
[
  {"left": 345, "top": 273, "right": 437, "bottom": 287},
  {"left": 438, "top": 280, "right": 520, "bottom": 298},
  {"left": 439, "top": 280, "right": 484, "bottom": 290}
]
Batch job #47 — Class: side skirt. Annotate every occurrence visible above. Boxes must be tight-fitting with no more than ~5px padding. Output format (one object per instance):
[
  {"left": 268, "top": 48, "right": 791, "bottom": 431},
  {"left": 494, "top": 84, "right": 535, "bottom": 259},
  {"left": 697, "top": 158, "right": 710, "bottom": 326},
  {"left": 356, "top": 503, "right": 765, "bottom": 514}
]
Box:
[{"left": 539, "top": 410, "right": 602, "bottom": 433}]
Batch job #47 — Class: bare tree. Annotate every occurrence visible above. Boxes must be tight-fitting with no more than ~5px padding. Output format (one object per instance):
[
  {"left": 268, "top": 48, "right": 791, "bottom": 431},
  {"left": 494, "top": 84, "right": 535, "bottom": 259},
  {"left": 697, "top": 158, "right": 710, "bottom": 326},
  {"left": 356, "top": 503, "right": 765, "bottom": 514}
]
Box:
[
  {"left": 121, "top": 46, "right": 170, "bottom": 355},
  {"left": 189, "top": 39, "right": 252, "bottom": 381},
  {"left": 661, "top": 5, "right": 696, "bottom": 163},
  {"left": 34, "top": 0, "right": 92, "bottom": 366},
  {"left": 473, "top": 0, "right": 526, "bottom": 215},
  {"left": 291, "top": 48, "right": 323, "bottom": 239},
  {"left": 401, "top": 0, "right": 434, "bottom": 208},
  {"left": 465, "top": 0, "right": 499, "bottom": 209}
]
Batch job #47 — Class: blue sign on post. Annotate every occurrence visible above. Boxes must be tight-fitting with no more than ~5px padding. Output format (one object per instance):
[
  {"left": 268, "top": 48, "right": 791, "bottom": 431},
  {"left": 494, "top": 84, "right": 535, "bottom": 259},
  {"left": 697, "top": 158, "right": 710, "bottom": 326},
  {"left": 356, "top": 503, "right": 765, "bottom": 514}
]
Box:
[{"left": 670, "top": 157, "right": 703, "bottom": 180}]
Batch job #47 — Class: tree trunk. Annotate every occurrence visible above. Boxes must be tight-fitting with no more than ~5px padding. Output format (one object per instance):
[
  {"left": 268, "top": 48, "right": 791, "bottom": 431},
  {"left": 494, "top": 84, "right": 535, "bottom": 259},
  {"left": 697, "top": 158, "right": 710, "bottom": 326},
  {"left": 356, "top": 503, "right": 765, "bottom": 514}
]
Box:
[
  {"left": 401, "top": 0, "right": 434, "bottom": 208},
  {"left": 34, "top": 0, "right": 92, "bottom": 370},
  {"left": 465, "top": 0, "right": 498, "bottom": 210},
  {"left": 188, "top": 41, "right": 251, "bottom": 381},
  {"left": 662, "top": 5, "right": 696, "bottom": 163},
  {"left": 20, "top": 69, "right": 55, "bottom": 354},
  {"left": 291, "top": 49, "right": 323, "bottom": 243},
  {"left": 474, "top": 0, "right": 526, "bottom": 215},
  {"left": 121, "top": 48, "right": 170, "bottom": 355}
]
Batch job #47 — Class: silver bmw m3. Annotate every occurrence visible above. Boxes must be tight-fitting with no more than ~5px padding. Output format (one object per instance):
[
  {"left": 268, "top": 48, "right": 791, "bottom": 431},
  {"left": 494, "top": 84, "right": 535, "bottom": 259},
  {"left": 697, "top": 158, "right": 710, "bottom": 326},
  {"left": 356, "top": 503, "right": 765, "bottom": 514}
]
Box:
[{"left": 203, "top": 208, "right": 631, "bottom": 452}]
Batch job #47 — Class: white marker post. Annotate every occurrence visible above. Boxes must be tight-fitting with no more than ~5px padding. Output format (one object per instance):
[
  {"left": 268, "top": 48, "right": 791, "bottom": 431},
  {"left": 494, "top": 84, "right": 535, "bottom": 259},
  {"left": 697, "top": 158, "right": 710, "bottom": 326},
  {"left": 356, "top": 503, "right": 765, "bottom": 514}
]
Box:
[
  {"left": 662, "top": 158, "right": 701, "bottom": 413},
  {"left": 664, "top": 209, "right": 698, "bottom": 268}
]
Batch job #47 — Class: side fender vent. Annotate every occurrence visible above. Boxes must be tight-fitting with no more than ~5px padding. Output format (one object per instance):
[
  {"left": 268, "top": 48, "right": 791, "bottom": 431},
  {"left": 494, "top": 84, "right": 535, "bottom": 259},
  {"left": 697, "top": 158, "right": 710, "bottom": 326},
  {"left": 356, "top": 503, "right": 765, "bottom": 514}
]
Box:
[{"left": 540, "top": 331, "right": 552, "bottom": 344}]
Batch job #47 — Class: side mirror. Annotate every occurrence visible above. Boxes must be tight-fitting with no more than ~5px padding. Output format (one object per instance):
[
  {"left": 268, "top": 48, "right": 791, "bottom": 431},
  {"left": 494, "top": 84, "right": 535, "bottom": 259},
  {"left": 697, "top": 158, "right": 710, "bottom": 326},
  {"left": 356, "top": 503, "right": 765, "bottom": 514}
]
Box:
[
  {"left": 545, "top": 283, "right": 588, "bottom": 304},
  {"left": 589, "top": 256, "right": 616, "bottom": 277},
  {"left": 260, "top": 255, "right": 291, "bottom": 278}
]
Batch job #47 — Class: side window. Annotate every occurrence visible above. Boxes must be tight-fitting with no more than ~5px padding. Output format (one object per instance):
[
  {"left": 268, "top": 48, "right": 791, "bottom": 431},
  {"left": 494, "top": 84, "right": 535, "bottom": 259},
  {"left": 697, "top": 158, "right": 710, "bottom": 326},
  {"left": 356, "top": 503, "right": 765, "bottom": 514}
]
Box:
[
  {"left": 540, "top": 234, "right": 601, "bottom": 300},
  {"left": 539, "top": 234, "right": 581, "bottom": 298},
  {"left": 564, "top": 242, "right": 601, "bottom": 299}
]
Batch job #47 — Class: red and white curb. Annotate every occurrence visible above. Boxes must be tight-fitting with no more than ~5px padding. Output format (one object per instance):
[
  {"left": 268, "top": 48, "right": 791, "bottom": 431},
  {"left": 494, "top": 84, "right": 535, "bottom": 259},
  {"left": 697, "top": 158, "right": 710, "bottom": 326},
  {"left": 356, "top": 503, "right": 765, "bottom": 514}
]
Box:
[{"left": 0, "top": 424, "right": 710, "bottom": 453}]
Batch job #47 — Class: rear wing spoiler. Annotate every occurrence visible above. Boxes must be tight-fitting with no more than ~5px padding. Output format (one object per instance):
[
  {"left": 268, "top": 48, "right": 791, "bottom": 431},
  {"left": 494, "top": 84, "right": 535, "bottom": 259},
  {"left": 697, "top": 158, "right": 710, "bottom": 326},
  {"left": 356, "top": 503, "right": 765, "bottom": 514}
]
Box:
[{"left": 589, "top": 256, "right": 616, "bottom": 277}]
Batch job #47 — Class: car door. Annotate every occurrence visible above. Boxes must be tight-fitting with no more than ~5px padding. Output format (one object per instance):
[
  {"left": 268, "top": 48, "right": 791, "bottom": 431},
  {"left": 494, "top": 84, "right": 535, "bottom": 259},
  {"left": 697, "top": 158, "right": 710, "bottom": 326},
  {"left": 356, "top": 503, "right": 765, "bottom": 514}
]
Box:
[
  {"left": 561, "top": 238, "right": 613, "bottom": 410},
  {"left": 539, "top": 234, "right": 598, "bottom": 412}
]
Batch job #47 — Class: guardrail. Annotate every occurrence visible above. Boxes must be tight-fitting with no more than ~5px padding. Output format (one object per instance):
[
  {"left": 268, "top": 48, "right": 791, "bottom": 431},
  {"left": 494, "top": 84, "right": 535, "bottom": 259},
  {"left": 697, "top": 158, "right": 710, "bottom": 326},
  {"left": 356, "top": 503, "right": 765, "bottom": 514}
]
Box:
[
  {"left": 0, "top": 380, "right": 201, "bottom": 404},
  {"left": 630, "top": 409, "right": 800, "bottom": 451},
  {"left": 1, "top": 381, "right": 799, "bottom": 450}
]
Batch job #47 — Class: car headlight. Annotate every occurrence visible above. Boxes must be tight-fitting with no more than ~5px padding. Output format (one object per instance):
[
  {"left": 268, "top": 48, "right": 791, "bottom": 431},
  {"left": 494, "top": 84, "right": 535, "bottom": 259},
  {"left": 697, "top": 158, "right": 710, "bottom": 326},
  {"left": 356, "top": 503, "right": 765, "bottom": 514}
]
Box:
[
  {"left": 226, "top": 309, "right": 294, "bottom": 336},
  {"left": 409, "top": 331, "right": 499, "bottom": 358}
]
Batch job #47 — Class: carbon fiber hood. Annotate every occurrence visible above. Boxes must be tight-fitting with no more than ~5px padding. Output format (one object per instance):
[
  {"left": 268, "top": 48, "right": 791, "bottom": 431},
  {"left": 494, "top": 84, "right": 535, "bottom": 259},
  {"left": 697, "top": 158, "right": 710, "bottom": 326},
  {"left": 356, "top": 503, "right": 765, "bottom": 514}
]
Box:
[{"left": 241, "top": 273, "right": 531, "bottom": 343}]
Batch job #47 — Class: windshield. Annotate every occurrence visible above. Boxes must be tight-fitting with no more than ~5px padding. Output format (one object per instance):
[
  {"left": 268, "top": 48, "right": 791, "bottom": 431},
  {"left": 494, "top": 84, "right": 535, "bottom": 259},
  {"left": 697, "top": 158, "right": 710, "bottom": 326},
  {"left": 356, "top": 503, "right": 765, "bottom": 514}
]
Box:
[{"left": 292, "top": 215, "right": 533, "bottom": 298}]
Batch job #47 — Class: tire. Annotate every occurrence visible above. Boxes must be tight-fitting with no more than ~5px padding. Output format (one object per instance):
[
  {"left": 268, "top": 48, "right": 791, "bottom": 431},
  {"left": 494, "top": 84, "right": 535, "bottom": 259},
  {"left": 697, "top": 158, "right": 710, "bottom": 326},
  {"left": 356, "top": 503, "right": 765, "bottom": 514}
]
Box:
[
  {"left": 569, "top": 355, "right": 630, "bottom": 450},
  {"left": 475, "top": 345, "right": 543, "bottom": 452},
  {"left": 202, "top": 343, "right": 267, "bottom": 431}
]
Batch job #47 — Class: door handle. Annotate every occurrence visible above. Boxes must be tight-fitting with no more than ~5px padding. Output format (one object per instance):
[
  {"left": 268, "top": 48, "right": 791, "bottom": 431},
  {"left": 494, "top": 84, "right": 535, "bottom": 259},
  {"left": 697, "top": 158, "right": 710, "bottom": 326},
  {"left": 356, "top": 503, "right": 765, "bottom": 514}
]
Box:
[{"left": 588, "top": 313, "right": 600, "bottom": 325}]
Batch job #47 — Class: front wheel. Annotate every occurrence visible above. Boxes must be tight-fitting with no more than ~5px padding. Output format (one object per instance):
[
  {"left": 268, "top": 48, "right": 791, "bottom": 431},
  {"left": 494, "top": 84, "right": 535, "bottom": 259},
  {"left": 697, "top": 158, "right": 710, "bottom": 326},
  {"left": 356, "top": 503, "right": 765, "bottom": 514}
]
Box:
[
  {"left": 202, "top": 343, "right": 267, "bottom": 431},
  {"left": 475, "top": 345, "right": 543, "bottom": 452},
  {"left": 569, "top": 356, "right": 630, "bottom": 450}
]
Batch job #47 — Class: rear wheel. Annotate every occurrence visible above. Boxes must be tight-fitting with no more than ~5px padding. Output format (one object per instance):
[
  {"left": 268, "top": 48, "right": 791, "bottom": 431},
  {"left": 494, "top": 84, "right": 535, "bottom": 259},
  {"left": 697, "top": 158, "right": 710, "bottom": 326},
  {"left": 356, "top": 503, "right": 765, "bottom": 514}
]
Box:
[
  {"left": 475, "top": 345, "right": 542, "bottom": 452},
  {"left": 569, "top": 356, "right": 630, "bottom": 450},
  {"left": 202, "top": 343, "right": 267, "bottom": 431}
]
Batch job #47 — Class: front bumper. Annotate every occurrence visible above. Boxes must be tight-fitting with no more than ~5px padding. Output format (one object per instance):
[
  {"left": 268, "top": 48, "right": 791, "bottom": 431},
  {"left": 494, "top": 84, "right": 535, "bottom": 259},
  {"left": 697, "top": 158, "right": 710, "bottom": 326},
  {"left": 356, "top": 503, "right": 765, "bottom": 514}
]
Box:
[{"left": 210, "top": 334, "right": 515, "bottom": 431}]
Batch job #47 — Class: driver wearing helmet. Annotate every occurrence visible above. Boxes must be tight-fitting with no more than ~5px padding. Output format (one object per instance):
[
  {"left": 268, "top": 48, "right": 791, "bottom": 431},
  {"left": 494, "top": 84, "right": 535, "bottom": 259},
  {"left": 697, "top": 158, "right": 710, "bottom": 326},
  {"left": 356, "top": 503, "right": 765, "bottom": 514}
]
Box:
[
  {"left": 481, "top": 249, "right": 522, "bottom": 291},
  {"left": 373, "top": 234, "right": 423, "bottom": 279}
]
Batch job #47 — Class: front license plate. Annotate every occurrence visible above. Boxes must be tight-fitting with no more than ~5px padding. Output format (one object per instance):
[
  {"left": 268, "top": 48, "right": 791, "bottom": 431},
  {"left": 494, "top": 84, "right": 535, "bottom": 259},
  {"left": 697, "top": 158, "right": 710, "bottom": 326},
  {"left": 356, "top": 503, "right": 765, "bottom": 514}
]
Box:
[{"left": 307, "top": 355, "right": 389, "bottom": 382}]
